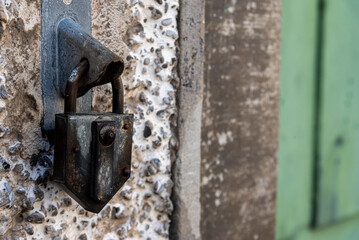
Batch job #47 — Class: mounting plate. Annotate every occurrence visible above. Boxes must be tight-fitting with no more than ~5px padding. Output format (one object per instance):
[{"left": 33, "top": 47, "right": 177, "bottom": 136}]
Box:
[{"left": 41, "top": 0, "right": 92, "bottom": 131}]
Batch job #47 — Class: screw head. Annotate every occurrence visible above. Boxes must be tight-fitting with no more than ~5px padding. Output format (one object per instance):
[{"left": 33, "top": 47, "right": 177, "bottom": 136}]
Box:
[
  {"left": 122, "top": 167, "right": 130, "bottom": 177},
  {"left": 73, "top": 146, "right": 81, "bottom": 153},
  {"left": 123, "top": 123, "right": 130, "bottom": 130},
  {"left": 99, "top": 125, "right": 116, "bottom": 146}
]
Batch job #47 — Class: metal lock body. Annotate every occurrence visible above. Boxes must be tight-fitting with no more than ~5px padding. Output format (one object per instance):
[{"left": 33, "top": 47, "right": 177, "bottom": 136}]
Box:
[
  {"left": 54, "top": 114, "right": 133, "bottom": 213},
  {"left": 50, "top": 19, "right": 133, "bottom": 213}
]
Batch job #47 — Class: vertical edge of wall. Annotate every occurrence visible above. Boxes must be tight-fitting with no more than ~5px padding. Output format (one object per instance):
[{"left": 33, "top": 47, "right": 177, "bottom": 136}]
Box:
[{"left": 169, "top": 0, "right": 204, "bottom": 240}]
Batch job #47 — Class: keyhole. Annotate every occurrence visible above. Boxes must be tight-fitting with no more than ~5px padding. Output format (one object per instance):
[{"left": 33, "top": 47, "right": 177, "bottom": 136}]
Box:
[{"left": 63, "top": 0, "right": 72, "bottom": 5}]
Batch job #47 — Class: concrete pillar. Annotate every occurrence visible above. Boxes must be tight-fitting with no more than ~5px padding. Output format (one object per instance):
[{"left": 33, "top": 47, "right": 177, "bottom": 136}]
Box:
[{"left": 201, "top": 0, "right": 281, "bottom": 239}]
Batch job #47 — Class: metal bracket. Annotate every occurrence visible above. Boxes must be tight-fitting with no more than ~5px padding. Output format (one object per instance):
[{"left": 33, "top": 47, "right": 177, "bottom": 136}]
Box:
[
  {"left": 41, "top": 0, "right": 124, "bottom": 131},
  {"left": 41, "top": 0, "right": 92, "bottom": 131}
]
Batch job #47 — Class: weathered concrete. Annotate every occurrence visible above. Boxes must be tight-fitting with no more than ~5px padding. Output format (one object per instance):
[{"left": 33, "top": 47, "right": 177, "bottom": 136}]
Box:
[
  {"left": 201, "top": 0, "right": 281, "bottom": 239},
  {"left": 0, "top": 0, "right": 179, "bottom": 239},
  {"left": 170, "top": 0, "right": 204, "bottom": 240}
]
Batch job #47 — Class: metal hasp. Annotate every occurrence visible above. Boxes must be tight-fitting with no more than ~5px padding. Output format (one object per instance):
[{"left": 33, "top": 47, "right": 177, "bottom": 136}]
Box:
[
  {"left": 41, "top": 0, "right": 124, "bottom": 131},
  {"left": 42, "top": 0, "right": 91, "bottom": 131},
  {"left": 42, "top": 2, "right": 133, "bottom": 213}
]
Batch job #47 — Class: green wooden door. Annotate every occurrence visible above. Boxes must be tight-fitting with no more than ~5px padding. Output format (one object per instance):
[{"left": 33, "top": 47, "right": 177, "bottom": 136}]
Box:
[
  {"left": 277, "top": 0, "right": 359, "bottom": 239},
  {"left": 316, "top": 0, "right": 359, "bottom": 226}
]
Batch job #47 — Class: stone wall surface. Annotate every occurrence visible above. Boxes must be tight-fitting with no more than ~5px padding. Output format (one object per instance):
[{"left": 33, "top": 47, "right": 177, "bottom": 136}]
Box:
[{"left": 0, "top": 0, "right": 179, "bottom": 239}]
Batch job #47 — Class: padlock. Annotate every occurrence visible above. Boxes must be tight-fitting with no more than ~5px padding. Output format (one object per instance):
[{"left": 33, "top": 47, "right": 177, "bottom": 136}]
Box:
[{"left": 53, "top": 59, "right": 133, "bottom": 213}]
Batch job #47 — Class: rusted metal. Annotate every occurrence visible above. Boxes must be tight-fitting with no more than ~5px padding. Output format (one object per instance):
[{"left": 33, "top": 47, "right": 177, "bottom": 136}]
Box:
[
  {"left": 122, "top": 167, "right": 130, "bottom": 177},
  {"left": 123, "top": 123, "right": 130, "bottom": 130},
  {"left": 99, "top": 125, "right": 116, "bottom": 146},
  {"left": 64, "top": 60, "right": 89, "bottom": 113},
  {"left": 42, "top": 16, "right": 125, "bottom": 130},
  {"left": 53, "top": 33, "right": 132, "bottom": 212},
  {"left": 54, "top": 114, "right": 133, "bottom": 213},
  {"left": 91, "top": 121, "right": 116, "bottom": 203},
  {"left": 57, "top": 18, "right": 124, "bottom": 99},
  {"left": 42, "top": 0, "right": 92, "bottom": 131},
  {"left": 64, "top": 58, "right": 124, "bottom": 114}
]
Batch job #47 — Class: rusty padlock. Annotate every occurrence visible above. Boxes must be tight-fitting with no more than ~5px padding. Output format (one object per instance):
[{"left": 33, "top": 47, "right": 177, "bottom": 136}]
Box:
[{"left": 53, "top": 59, "right": 133, "bottom": 213}]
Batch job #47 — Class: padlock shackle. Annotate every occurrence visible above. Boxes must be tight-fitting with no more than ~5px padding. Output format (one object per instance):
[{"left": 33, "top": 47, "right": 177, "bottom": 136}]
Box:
[
  {"left": 64, "top": 59, "right": 124, "bottom": 114},
  {"left": 64, "top": 60, "right": 88, "bottom": 113},
  {"left": 111, "top": 76, "right": 124, "bottom": 114}
]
